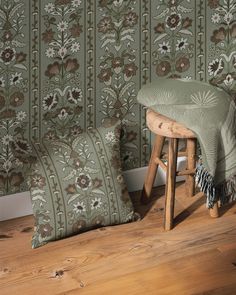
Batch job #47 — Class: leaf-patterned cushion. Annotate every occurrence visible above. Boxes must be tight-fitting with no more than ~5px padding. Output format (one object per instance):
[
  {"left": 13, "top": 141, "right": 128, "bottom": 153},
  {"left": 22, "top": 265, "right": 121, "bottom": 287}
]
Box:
[{"left": 29, "top": 120, "right": 135, "bottom": 248}]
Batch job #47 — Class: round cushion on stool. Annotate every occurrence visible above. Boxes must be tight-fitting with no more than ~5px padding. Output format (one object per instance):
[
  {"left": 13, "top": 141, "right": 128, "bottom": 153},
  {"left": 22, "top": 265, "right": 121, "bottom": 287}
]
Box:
[{"left": 146, "top": 109, "right": 196, "bottom": 139}]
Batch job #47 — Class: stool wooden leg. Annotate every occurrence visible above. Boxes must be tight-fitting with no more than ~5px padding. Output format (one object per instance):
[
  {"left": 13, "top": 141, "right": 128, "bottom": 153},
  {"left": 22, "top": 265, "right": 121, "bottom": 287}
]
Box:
[
  {"left": 141, "top": 135, "right": 165, "bottom": 204},
  {"left": 164, "top": 138, "right": 178, "bottom": 231},
  {"left": 186, "top": 138, "right": 196, "bottom": 198},
  {"left": 209, "top": 202, "right": 219, "bottom": 218}
]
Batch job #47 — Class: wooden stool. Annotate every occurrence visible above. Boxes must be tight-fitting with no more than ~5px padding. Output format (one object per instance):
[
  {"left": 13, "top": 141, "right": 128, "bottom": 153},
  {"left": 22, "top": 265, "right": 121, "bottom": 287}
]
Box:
[{"left": 142, "top": 109, "right": 219, "bottom": 230}]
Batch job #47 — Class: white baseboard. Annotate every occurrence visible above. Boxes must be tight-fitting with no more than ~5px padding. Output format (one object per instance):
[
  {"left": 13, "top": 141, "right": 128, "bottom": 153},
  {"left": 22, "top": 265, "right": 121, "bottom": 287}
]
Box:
[
  {"left": 123, "top": 156, "right": 186, "bottom": 192},
  {"left": 0, "top": 157, "right": 186, "bottom": 222},
  {"left": 0, "top": 191, "right": 32, "bottom": 222}
]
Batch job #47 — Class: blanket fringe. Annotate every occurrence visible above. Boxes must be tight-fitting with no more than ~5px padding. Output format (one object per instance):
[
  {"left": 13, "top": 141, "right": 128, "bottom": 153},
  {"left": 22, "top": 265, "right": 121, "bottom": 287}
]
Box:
[
  {"left": 195, "top": 164, "right": 236, "bottom": 209},
  {"left": 195, "top": 164, "right": 216, "bottom": 209},
  {"left": 216, "top": 174, "right": 236, "bottom": 206}
]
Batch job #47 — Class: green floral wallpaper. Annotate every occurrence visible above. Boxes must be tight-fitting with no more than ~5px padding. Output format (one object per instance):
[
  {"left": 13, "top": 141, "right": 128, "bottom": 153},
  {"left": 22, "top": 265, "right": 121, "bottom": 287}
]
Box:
[{"left": 0, "top": 0, "right": 236, "bottom": 196}]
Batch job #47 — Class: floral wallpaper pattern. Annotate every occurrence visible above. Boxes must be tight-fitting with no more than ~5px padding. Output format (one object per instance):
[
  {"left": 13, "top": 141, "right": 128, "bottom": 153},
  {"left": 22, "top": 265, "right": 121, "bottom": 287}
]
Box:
[{"left": 0, "top": 0, "right": 236, "bottom": 196}]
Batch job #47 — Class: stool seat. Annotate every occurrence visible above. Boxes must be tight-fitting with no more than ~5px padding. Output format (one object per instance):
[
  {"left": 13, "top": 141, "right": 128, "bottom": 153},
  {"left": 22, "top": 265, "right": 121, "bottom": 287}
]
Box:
[{"left": 147, "top": 109, "right": 196, "bottom": 139}]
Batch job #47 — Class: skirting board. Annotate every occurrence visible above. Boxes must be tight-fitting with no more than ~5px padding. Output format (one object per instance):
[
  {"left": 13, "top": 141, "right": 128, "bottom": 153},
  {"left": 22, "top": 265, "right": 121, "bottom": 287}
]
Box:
[
  {"left": 0, "top": 157, "right": 186, "bottom": 221},
  {"left": 124, "top": 157, "right": 186, "bottom": 192}
]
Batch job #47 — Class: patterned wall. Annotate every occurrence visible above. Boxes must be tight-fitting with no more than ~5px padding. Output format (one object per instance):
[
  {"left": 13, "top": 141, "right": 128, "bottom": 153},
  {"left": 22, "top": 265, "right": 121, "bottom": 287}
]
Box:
[{"left": 0, "top": 0, "right": 236, "bottom": 196}]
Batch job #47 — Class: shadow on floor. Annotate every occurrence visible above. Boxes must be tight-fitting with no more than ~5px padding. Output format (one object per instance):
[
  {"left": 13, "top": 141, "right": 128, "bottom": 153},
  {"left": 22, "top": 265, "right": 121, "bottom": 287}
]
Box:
[
  {"left": 130, "top": 183, "right": 236, "bottom": 226},
  {"left": 130, "top": 182, "right": 182, "bottom": 219},
  {"left": 174, "top": 196, "right": 205, "bottom": 227},
  {"left": 219, "top": 201, "right": 236, "bottom": 217}
]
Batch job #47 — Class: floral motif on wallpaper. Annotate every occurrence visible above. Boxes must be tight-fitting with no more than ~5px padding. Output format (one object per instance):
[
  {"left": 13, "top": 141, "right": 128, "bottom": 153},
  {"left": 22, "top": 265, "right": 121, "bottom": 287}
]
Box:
[
  {"left": 152, "top": 0, "right": 194, "bottom": 79},
  {"left": 207, "top": 0, "right": 236, "bottom": 95},
  {"left": 0, "top": 1, "right": 34, "bottom": 195},
  {"left": 1, "top": 0, "right": 236, "bottom": 197},
  {"left": 42, "top": 0, "right": 83, "bottom": 143},
  {"left": 97, "top": 0, "right": 139, "bottom": 169}
]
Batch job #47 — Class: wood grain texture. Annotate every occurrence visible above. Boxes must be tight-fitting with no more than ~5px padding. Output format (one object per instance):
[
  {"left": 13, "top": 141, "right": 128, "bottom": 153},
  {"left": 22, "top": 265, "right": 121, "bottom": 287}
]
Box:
[
  {"left": 63, "top": 249, "right": 236, "bottom": 295},
  {"left": 185, "top": 138, "right": 197, "bottom": 198},
  {"left": 154, "top": 156, "right": 167, "bottom": 172},
  {"left": 141, "top": 135, "right": 165, "bottom": 204},
  {"left": 164, "top": 138, "right": 178, "bottom": 230},
  {"left": 146, "top": 109, "right": 196, "bottom": 139},
  {"left": 0, "top": 184, "right": 236, "bottom": 295},
  {"left": 209, "top": 202, "right": 219, "bottom": 218}
]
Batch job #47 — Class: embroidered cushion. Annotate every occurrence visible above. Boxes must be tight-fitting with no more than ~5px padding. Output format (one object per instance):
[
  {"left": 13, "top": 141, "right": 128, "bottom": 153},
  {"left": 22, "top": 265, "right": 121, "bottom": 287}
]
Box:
[{"left": 29, "top": 120, "right": 135, "bottom": 248}]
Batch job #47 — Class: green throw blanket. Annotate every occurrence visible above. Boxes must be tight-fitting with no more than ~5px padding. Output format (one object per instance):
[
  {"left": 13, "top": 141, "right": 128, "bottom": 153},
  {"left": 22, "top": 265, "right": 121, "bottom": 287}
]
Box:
[{"left": 137, "top": 79, "right": 236, "bottom": 208}]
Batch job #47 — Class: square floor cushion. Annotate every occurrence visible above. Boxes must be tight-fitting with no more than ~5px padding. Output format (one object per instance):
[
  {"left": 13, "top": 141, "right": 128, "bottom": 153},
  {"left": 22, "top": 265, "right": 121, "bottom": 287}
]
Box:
[{"left": 29, "top": 120, "right": 135, "bottom": 248}]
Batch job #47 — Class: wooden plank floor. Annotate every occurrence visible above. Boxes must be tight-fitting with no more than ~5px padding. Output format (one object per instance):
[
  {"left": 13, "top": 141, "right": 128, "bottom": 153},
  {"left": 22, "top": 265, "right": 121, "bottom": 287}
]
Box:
[{"left": 0, "top": 183, "right": 236, "bottom": 295}]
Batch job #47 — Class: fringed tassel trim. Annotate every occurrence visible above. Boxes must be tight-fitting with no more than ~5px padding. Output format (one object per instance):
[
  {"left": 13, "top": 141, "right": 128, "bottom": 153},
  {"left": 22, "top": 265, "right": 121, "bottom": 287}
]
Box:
[
  {"left": 216, "top": 174, "right": 236, "bottom": 206},
  {"left": 195, "top": 164, "right": 217, "bottom": 209},
  {"left": 195, "top": 164, "right": 236, "bottom": 208}
]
